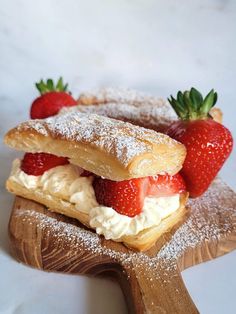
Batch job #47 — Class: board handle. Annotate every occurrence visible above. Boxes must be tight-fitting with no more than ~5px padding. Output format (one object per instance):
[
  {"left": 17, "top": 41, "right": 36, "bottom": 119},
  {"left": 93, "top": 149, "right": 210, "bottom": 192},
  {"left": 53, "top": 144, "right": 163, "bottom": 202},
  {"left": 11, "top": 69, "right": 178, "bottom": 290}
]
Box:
[{"left": 122, "top": 263, "right": 199, "bottom": 314}]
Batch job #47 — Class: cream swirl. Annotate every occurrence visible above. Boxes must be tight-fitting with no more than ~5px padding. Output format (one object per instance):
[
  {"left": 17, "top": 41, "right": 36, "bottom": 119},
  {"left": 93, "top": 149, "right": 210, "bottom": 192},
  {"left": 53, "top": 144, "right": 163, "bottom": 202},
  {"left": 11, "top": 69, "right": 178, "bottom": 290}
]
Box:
[
  {"left": 89, "top": 194, "right": 180, "bottom": 239},
  {"left": 10, "top": 159, "right": 98, "bottom": 213},
  {"left": 10, "top": 159, "right": 180, "bottom": 240}
]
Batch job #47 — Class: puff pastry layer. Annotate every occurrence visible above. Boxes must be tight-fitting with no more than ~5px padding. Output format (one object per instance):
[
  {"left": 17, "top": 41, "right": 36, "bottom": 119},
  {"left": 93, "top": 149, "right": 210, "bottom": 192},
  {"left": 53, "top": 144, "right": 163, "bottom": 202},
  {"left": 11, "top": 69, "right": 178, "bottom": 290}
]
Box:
[
  {"left": 6, "top": 177, "right": 188, "bottom": 251},
  {"left": 63, "top": 87, "right": 222, "bottom": 132},
  {"left": 4, "top": 112, "right": 186, "bottom": 181}
]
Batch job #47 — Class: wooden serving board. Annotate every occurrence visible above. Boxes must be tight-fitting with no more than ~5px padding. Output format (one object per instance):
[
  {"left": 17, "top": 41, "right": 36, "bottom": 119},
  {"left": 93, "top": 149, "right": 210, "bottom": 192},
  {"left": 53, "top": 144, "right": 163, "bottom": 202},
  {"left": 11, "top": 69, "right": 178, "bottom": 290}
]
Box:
[{"left": 8, "top": 179, "right": 236, "bottom": 314}]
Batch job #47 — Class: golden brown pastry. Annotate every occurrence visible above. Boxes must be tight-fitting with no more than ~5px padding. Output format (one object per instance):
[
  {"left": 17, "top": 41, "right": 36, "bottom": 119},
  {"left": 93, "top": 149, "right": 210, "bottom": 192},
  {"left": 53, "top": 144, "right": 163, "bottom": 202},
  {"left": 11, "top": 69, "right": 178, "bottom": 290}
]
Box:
[
  {"left": 4, "top": 112, "right": 186, "bottom": 181},
  {"left": 77, "top": 87, "right": 165, "bottom": 106},
  {"left": 6, "top": 173, "right": 188, "bottom": 251},
  {"left": 5, "top": 112, "right": 188, "bottom": 251},
  {"left": 210, "top": 107, "right": 223, "bottom": 123},
  {"left": 61, "top": 87, "right": 222, "bottom": 132}
]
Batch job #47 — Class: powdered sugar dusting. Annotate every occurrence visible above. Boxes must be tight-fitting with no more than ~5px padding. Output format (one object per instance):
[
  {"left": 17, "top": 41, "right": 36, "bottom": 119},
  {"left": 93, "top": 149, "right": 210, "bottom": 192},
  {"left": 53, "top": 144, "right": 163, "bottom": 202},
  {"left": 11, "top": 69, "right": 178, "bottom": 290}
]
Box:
[
  {"left": 25, "top": 120, "right": 49, "bottom": 136},
  {"left": 61, "top": 102, "right": 176, "bottom": 133},
  {"left": 158, "top": 179, "right": 236, "bottom": 264},
  {"left": 15, "top": 179, "right": 236, "bottom": 277},
  {"left": 17, "top": 112, "right": 176, "bottom": 167},
  {"left": 78, "top": 87, "right": 159, "bottom": 105},
  {"left": 61, "top": 87, "right": 177, "bottom": 132},
  {"left": 78, "top": 87, "right": 172, "bottom": 109}
]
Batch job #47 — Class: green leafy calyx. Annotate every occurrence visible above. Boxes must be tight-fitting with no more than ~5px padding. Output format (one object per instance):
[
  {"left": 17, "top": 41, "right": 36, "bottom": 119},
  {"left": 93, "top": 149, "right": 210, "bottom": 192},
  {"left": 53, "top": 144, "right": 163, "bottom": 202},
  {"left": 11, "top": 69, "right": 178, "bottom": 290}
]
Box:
[
  {"left": 35, "top": 77, "right": 69, "bottom": 95},
  {"left": 168, "top": 88, "right": 218, "bottom": 120}
]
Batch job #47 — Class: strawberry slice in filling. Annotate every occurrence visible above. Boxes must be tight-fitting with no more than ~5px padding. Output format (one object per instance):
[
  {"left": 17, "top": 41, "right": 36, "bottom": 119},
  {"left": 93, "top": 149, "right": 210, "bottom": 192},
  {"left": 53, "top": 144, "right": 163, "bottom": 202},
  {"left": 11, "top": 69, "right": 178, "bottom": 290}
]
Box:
[
  {"left": 19, "top": 153, "right": 186, "bottom": 218},
  {"left": 93, "top": 173, "right": 186, "bottom": 217},
  {"left": 21, "top": 153, "right": 69, "bottom": 176},
  {"left": 148, "top": 173, "right": 186, "bottom": 197}
]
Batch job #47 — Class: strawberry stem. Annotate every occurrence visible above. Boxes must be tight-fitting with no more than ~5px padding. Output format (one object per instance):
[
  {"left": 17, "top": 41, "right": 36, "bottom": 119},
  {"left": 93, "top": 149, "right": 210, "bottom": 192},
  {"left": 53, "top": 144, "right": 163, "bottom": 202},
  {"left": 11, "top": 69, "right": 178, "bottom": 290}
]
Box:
[
  {"left": 35, "top": 77, "right": 70, "bottom": 95},
  {"left": 168, "top": 88, "right": 218, "bottom": 120}
]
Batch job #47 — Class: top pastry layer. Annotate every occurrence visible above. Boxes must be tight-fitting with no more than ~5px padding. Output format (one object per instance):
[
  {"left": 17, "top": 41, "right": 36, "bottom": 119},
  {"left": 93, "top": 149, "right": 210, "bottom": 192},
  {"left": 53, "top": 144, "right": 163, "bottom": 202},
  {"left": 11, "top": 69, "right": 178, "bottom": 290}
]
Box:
[{"left": 4, "top": 112, "right": 186, "bottom": 181}]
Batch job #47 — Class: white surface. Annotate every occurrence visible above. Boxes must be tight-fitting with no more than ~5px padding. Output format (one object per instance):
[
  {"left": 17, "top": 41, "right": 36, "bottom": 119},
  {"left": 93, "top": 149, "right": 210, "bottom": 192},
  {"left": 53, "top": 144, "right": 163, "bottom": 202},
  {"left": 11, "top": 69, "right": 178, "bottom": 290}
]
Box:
[{"left": 0, "top": 0, "right": 236, "bottom": 313}]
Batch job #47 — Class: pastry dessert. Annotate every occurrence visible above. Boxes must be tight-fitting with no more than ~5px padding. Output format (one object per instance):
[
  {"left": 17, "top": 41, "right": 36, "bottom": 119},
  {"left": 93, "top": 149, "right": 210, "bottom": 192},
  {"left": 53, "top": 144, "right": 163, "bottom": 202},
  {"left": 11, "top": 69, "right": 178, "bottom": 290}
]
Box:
[
  {"left": 5, "top": 112, "right": 188, "bottom": 251},
  {"left": 60, "top": 87, "right": 222, "bottom": 132}
]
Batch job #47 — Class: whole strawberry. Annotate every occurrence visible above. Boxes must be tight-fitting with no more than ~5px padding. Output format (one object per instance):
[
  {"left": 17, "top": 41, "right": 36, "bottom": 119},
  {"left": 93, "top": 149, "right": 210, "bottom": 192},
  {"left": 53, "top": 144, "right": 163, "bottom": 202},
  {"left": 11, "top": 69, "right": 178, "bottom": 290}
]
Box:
[
  {"left": 30, "top": 77, "right": 77, "bottom": 119},
  {"left": 167, "top": 88, "right": 233, "bottom": 197},
  {"left": 20, "top": 78, "right": 76, "bottom": 176}
]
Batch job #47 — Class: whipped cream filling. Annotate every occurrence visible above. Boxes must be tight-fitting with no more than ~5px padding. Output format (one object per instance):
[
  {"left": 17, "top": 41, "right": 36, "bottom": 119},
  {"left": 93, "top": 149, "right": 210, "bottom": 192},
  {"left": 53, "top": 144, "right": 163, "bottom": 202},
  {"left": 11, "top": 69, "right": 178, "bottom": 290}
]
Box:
[
  {"left": 90, "top": 194, "right": 179, "bottom": 239},
  {"left": 9, "top": 159, "right": 180, "bottom": 240},
  {"left": 10, "top": 159, "right": 98, "bottom": 213}
]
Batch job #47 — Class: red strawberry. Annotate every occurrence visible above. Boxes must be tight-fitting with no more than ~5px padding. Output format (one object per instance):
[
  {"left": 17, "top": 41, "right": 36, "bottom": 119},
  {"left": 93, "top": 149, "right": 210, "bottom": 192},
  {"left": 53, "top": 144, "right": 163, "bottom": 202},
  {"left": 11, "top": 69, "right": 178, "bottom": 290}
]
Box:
[
  {"left": 21, "top": 153, "right": 69, "bottom": 176},
  {"left": 30, "top": 77, "right": 77, "bottom": 119},
  {"left": 80, "top": 170, "right": 94, "bottom": 177},
  {"left": 93, "top": 177, "right": 149, "bottom": 217},
  {"left": 167, "top": 88, "right": 233, "bottom": 197},
  {"left": 93, "top": 173, "right": 186, "bottom": 217},
  {"left": 148, "top": 173, "right": 186, "bottom": 197}
]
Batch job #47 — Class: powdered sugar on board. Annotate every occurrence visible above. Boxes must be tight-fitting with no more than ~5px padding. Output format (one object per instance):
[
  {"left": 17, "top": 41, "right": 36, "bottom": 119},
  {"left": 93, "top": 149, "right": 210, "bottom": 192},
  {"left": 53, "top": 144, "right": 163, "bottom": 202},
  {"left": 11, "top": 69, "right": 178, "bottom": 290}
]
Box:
[{"left": 14, "top": 178, "right": 236, "bottom": 278}]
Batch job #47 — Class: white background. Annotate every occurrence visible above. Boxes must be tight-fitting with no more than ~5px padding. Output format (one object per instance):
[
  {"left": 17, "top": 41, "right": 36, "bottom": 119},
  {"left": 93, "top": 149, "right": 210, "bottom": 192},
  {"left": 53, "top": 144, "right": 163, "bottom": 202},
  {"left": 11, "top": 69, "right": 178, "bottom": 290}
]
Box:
[{"left": 0, "top": 0, "right": 236, "bottom": 313}]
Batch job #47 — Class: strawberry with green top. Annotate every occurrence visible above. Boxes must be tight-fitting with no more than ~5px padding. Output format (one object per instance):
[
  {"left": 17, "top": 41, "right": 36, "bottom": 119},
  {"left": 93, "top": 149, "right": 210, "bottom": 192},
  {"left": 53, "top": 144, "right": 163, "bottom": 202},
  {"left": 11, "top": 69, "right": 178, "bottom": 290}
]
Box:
[
  {"left": 167, "top": 88, "right": 233, "bottom": 198},
  {"left": 30, "top": 77, "right": 77, "bottom": 119},
  {"left": 21, "top": 78, "right": 76, "bottom": 176}
]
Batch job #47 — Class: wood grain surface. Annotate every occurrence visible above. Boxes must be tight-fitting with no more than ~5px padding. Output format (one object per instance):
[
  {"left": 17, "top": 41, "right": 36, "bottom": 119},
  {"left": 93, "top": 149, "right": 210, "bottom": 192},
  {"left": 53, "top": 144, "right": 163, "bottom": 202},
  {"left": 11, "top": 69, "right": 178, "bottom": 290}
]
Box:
[{"left": 8, "top": 179, "right": 236, "bottom": 314}]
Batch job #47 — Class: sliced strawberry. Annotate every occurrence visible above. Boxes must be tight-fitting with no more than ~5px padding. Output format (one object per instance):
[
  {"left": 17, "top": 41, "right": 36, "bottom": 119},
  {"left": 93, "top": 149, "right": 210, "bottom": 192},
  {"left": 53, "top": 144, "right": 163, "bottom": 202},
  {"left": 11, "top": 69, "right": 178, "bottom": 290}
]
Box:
[
  {"left": 80, "top": 170, "right": 94, "bottom": 177},
  {"left": 93, "top": 177, "right": 149, "bottom": 217},
  {"left": 148, "top": 173, "right": 186, "bottom": 197},
  {"left": 93, "top": 174, "right": 185, "bottom": 217},
  {"left": 21, "top": 153, "right": 69, "bottom": 176},
  {"left": 30, "top": 78, "right": 77, "bottom": 119}
]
